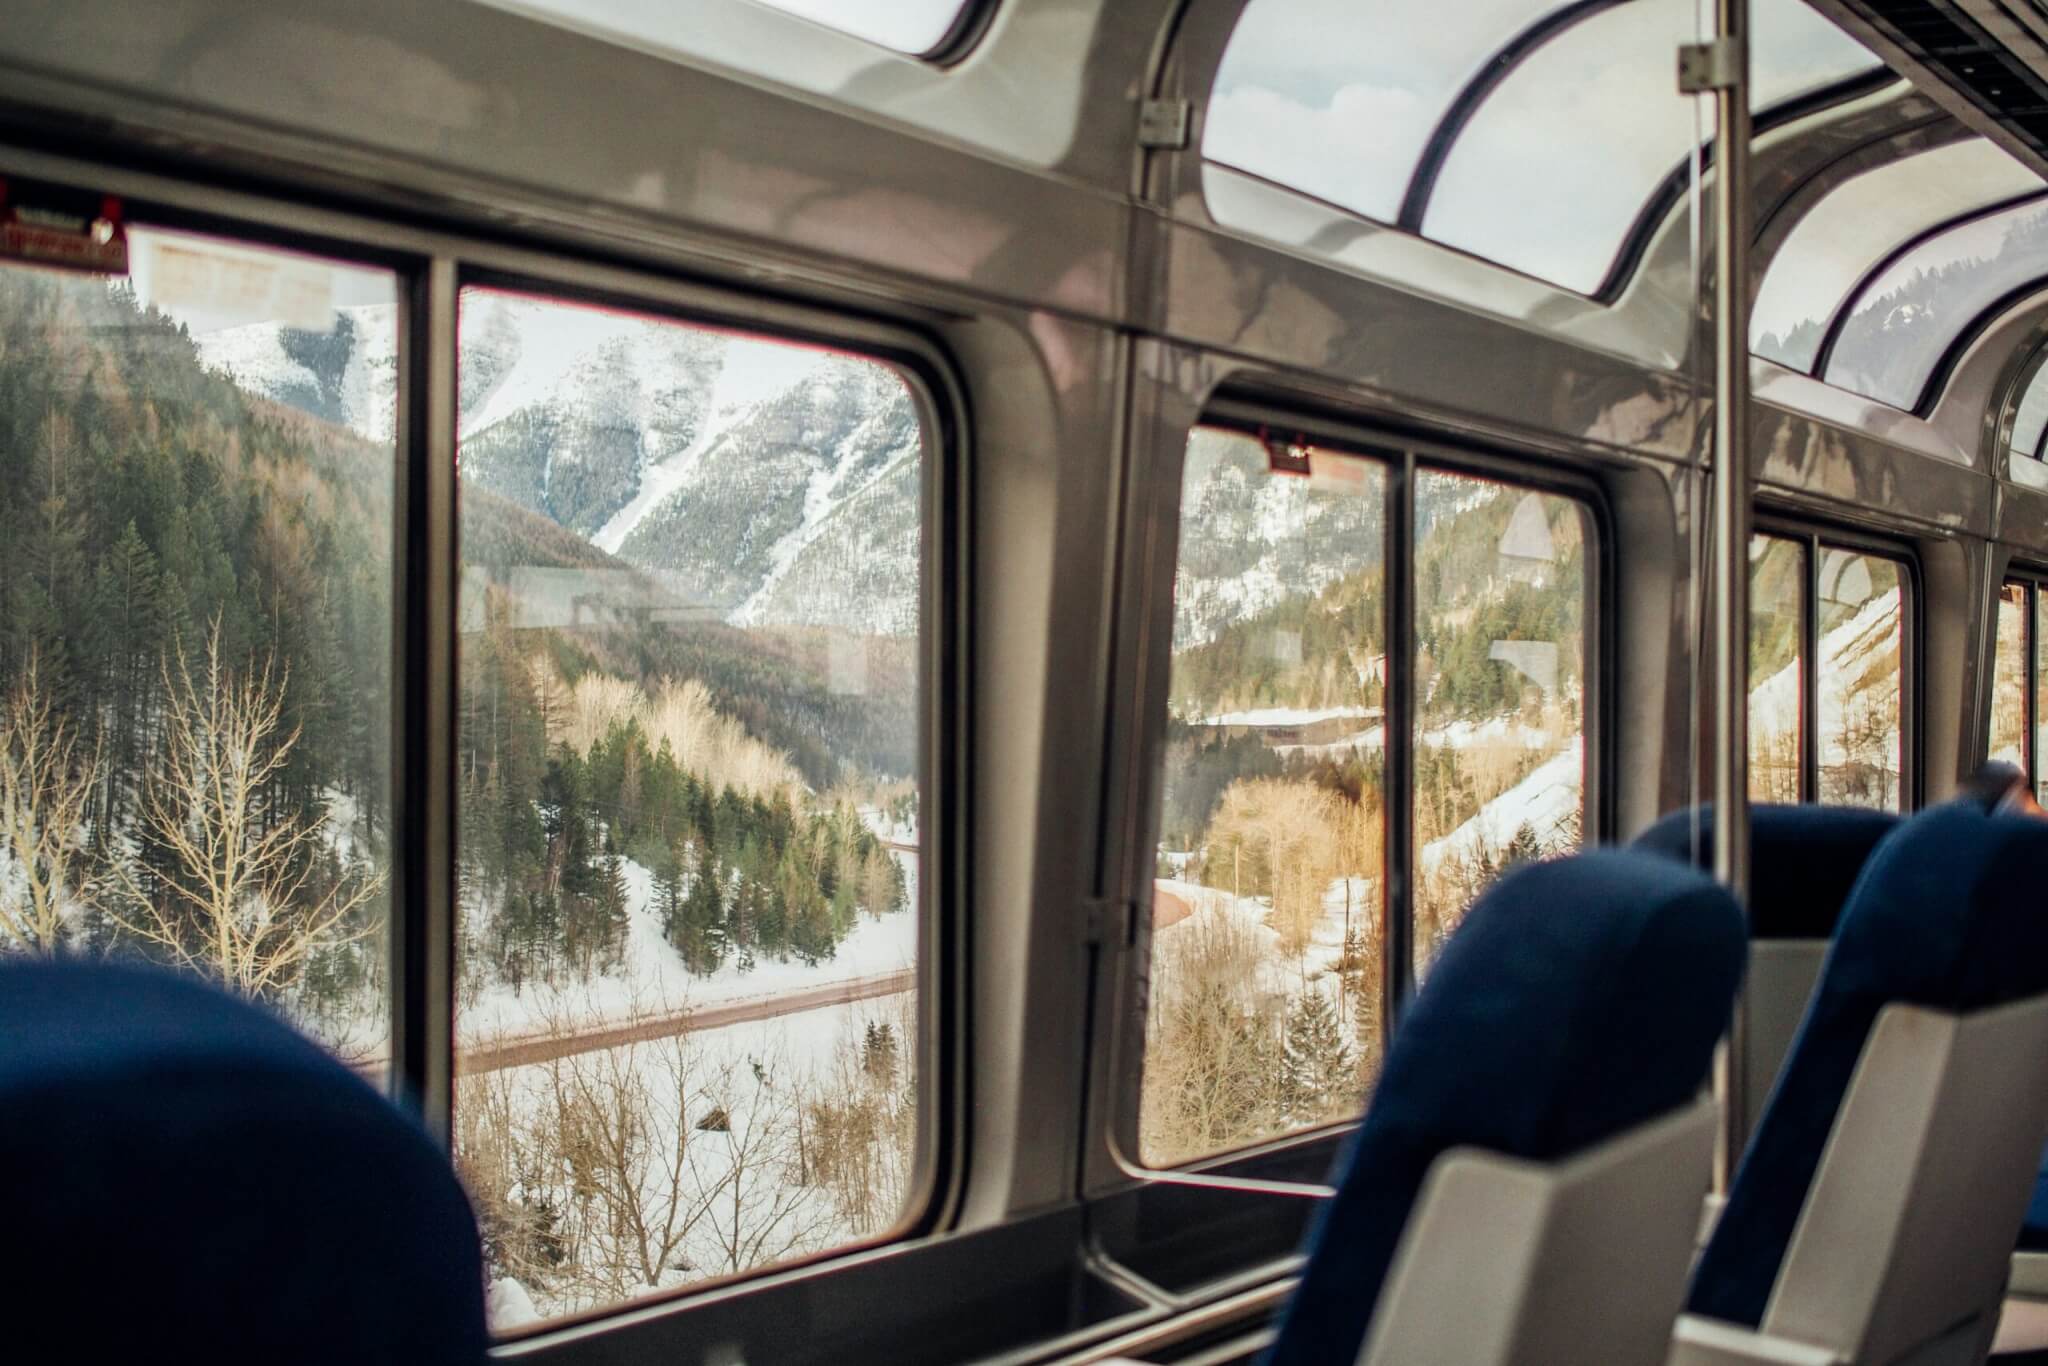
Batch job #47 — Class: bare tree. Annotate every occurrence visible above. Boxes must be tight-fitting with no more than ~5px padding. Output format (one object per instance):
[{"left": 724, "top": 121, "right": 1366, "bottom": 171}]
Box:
[
  {"left": 1202, "top": 778, "right": 1340, "bottom": 952},
  {"left": 109, "top": 621, "right": 380, "bottom": 997},
  {"left": 0, "top": 654, "right": 103, "bottom": 954},
  {"left": 689, "top": 1052, "right": 835, "bottom": 1279}
]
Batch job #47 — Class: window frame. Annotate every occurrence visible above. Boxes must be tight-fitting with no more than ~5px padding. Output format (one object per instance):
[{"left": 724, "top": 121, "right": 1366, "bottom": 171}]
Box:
[
  {"left": 1751, "top": 513, "right": 1921, "bottom": 809},
  {"left": 446, "top": 264, "right": 961, "bottom": 1332},
  {"left": 1991, "top": 567, "right": 2048, "bottom": 781},
  {"left": 0, "top": 145, "right": 972, "bottom": 1339},
  {"left": 1117, "top": 396, "right": 1611, "bottom": 1185}
]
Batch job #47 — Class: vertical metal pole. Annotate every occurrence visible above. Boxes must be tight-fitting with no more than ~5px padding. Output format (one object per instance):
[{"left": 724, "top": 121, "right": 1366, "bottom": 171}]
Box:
[
  {"left": 390, "top": 256, "right": 461, "bottom": 1146},
  {"left": 1698, "top": 0, "right": 1754, "bottom": 1190}
]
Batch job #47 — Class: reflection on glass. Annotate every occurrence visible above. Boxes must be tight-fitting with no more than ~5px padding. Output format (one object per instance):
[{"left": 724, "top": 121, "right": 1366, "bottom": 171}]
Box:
[
  {"left": 746, "top": 0, "right": 971, "bottom": 52},
  {"left": 451, "top": 289, "right": 924, "bottom": 1326},
  {"left": 1426, "top": 0, "right": 1872, "bottom": 292},
  {"left": 2013, "top": 363, "right": 2048, "bottom": 461},
  {"left": 0, "top": 228, "right": 397, "bottom": 1076},
  {"left": 1413, "top": 475, "right": 1586, "bottom": 978},
  {"left": 1750, "top": 535, "right": 1806, "bottom": 801},
  {"left": 1753, "top": 140, "right": 2042, "bottom": 372},
  {"left": 1206, "top": 0, "right": 1572, "bottom": 223},
  {"left": 1816, "top": 551, "right": 1903, "bottom": 808},
  {"left": 1993, "top": 582, "right": 2028, "bottom": 768},
  {"left": 1143, "top": 428, "right": 1386, "bottom": 1166},
  {"left": 496, "top": 0, "right": 973, "bottom": 56},
  {"left": 1826, "top": 198, "right": 2048, "bottom": 409}
]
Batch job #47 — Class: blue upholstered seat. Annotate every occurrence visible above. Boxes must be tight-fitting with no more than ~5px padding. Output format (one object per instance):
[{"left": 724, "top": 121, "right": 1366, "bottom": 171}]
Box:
[
  {"left": 1633, "top": 804, "right": 1900, "bottom": 940},
  {"left": 1262, "top": 849, "right": 1745, "bottom": 1366},
  {"left": 0, "top": 958, "right": 486, "bottom": 1363},
  {"left": 1688, "top": 801, "right": 2048, "bottom": 1326}
]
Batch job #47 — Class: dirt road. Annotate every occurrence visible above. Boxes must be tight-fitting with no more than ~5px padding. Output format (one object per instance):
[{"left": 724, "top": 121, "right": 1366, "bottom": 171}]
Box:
[{"left": 457, "top": 968, "right": 916, "bottom": 1075}]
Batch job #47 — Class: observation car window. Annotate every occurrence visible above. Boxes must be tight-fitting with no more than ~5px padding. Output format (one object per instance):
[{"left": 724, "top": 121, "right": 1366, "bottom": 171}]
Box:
[
  {"left": 1752, "top": 141, "right": 2043, "bottom": 373},
  {"left": 1207, "top": 0, "right": 1872, "bottom": 295},
  {"left": 1825, "top": 197, "right": 2048, "bottom": 409},
  {"left": 1204, "top": 0, "right": 1583, "bottom": 226},
  {"left": 488, "top": 0, "right": 981, "bottom": 60},
  {"left": 2013, "top": 358, "right": 2048, "bottom": 463},
  {"left": 1142, "top": 426, "right": 1593, "bottom": 1166},
  {"left": 1145, "top": 427, "right": 1387, "bottom": 1166},
  {"left": 1992, "top": 580, "right": 2028, "bottom": 771},
  {"left": 1815, "top": 550, "right": 1903, "bottom": 808},
  {"left": 1750, "top": 535, "right": 1806, "bottom": 801},
  {"left": 1991, "top": 575, "right": 2048, "bottom": 799},
  {"left": 450, "top": 288, "right": 926, "bottom": 1328},
  {"left": 1412, "top": 471, "right": 1587, "bottom": 976},
  {"left": 1749, "top": 531, "right": 1909, "bottom": 807},
  {"left": 0, "top": 226, "right": 397, "bottom": 1077},
  {"left": 1427, "top": 0, "right": 1873, "bottom": 292}
]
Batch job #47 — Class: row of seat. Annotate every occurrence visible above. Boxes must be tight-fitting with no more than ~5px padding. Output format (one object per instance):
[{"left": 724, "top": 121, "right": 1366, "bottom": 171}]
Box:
[
  {"left": 6, "top": 797, "right": 2047, "bottom": 1364},
  {"left": 1265, "top": 798, "right": 2048, "bottom": 1366}
]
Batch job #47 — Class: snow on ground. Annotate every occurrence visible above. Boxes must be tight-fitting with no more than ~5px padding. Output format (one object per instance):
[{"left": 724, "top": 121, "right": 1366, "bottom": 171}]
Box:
[
  {"left": 1419, "top": 737, "right": 1583, "bottom": 876},
  {"left": 479, "top": 990, "right": 910, "bottom": 1329},
  {"left": 1750, "top": 590, "right": 1902, "bottom": 774},
  {"left": 1152, "top": 875, "right": 1373, "bottom": 1005},
  {"left": 1203, "top": 704, "right": 1375, "bottom": 728},
  {"left": 1266, "top": 714, "right": 1561, "bottom": 760},
  {"left": 458, "top": 850, "right": 918, "bottom": 1046}
]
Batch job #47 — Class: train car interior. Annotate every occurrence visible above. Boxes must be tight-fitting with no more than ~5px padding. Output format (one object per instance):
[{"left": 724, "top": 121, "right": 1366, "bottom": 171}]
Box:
[{"left": 17, "top": 0, "right": 2048, "bottom": 1362}]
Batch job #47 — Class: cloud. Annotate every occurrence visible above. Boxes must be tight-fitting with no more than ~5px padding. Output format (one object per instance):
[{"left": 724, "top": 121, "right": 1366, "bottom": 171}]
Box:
[{"left": 1205, "top": 82, "right": 1435, "bottom": 224}]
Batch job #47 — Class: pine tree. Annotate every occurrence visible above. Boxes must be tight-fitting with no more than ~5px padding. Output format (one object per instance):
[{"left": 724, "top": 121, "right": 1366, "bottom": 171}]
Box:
[
  {"left": 861, "top": 1021, "right": 898, "bottom": 1087},
  {"left": 1502, "top": 821, "right": 1544, "bottom": 870},
  {"left": 1280, "top": 990, "right": 1355, "bottom": 1122}
]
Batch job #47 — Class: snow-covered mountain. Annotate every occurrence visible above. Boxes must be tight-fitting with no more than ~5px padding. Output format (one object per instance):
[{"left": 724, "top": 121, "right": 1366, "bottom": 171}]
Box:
[{"left": 197, "top": 295, "right": 921, "bottom": 635}]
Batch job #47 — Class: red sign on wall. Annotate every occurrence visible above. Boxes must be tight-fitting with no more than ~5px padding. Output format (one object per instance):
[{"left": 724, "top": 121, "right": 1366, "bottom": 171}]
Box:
[{"left": 0, "top": 180, "right": 129, "bottom": 275}]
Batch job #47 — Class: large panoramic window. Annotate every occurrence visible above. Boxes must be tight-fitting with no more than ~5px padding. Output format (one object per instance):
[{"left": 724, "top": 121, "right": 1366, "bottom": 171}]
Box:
[
  {"left": 1142, "top": 427, "right": 1590, "bottom": 1166},
  {"left": 1993, "top": 580, "right": 2028, "bottom": 771},
  {"left": 491, "top": 0, "right": 978, "bottom": 59},
  {"left": 1750, "top": 535, "right": 1807, "bottom": 801},
  {"left": 2011, "top": 357, "right": 2048, "bottom": 463},
  {"left": 1145, "top": 427, "right": 1387, "bottom": 1166},
  {"left": 1991, "top": 575, "right": 2048, "bottom": 800},
  {"left": 1747, "top": 531, "right": 1908, "bottom": 807},
  {"left": 1411, "top": 472, "right": 1587, "bottom": 975},
  {"left": 450, "top": 288, "right": 926, "bottom": 1328},
  {"left": 0, "top": 228, "right": 397, "bottom": 1070},
  {"left": 1752, "top": 140, "right": 2043, "bottom": 372},
  {"left": 1825, "top": 197, "right": 2048, "bottom": 409},
  {"left": 1206, "top": 0, "right": 1875, "bottom": 294}
]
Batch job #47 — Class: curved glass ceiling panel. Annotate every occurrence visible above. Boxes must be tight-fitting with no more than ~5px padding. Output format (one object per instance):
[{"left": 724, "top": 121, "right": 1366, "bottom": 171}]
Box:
[
  {"left": 1826, "top": 198, "right": 2048, "bottom": 408},
  {"left": 747, "top": 0, "right": 973, "bottom": 52},
  {"left": 1753, "top": 140, "right": 2042, "bottom": 372},
  {"left": 1204, "top": 0, "right": 1576, "bottom": 224},
  {"left": 2011, "top": 363, "right": 2048, "bottom": 460},
  {"left": 491, "top": 0, "right": 976, "bottom": 58},
  {"left": 1425, "top": 0, "right": 1876, "bottom": 292}
]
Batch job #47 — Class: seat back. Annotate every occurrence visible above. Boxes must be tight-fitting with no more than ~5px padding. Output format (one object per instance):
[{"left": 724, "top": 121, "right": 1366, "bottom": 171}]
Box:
[
  {"left": 0, "top": 959, "right": 487, "bottom": 1364},
  {"left": 1262, "top": 849, "right": 1745, "bottom": 1366},
  {"left": 1688, "top": 801, "right": 2048, "bottom": 1337},
  {"left": 1362, "top": 1097, "right": 1716, "bottom": 1366},
  {"left": 1763, "top": 998, "right": 2048, "bottom": 1364},
  {"left": 1634, "top": 804, "right": 1899, "bottom": 1130}
]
